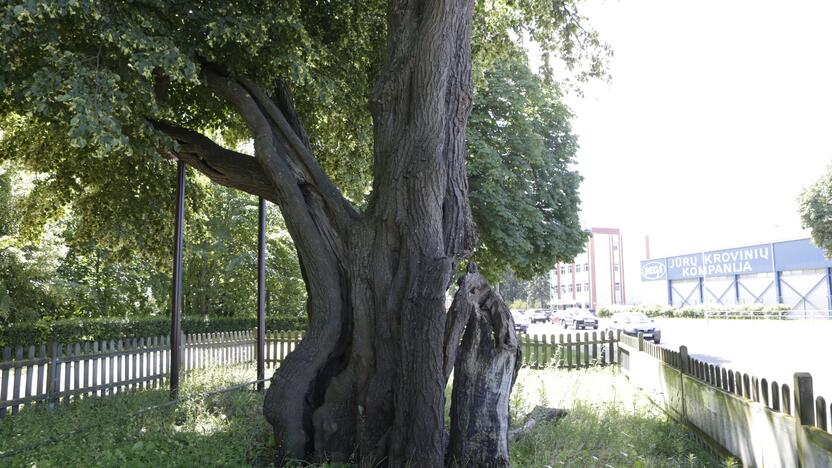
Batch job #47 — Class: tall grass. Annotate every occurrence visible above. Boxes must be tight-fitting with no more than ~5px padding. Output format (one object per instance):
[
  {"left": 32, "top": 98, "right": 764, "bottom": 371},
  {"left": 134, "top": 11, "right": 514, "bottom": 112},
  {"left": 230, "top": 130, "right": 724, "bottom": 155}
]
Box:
[
  {"left": 1, "top": 364, "right": 733, "bottom": 467},
  {"left": 509, "top": 366, "right": 730, "bottom": 467}
]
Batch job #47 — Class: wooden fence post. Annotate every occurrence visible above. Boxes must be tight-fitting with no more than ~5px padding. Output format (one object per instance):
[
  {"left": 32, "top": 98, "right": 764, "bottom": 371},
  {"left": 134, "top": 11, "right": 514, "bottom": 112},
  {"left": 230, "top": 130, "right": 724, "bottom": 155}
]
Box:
[
  {"left": 180, "top": 331, "right": 186, "bottom": 375},
  {"left": 816, "top": 396, "right": 828, "bottom": 432},
  {"left": 46, "top": 342, "right": 60, "bottom": 412},
  {"left": 0, "top": 347, "right": 10, "bottom": 418},
  {"left": 637, "top": 332, "right": 644, "bottom": 352},
  {"left": 679, "top": 346, "right": 689, "bottom": 374},
  {"left": 794, "top": 373, "right": 814, "bottom": 468},
  {"left": 608, "top": 330, "right": 615, "bottom": 364},
  {"left": 677, "top": 345, "right": 688, "bottom": 422},
  {"left": 794, "top": 373, "right": 814, "bottom": 426}
]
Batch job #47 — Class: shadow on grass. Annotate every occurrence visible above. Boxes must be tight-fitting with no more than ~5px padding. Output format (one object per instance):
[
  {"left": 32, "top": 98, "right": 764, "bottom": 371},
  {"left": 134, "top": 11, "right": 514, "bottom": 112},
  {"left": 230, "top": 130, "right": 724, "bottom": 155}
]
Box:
[{"left": 0, "top": 365, "right": 277, "bottom": 467}]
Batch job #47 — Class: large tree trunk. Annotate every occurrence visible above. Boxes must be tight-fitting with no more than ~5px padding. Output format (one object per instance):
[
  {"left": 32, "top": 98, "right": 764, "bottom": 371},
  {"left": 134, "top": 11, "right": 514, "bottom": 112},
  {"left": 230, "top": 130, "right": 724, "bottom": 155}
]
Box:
[
  {"left": 260, "top": 0, "right": 479, "bottom": 466},
  {"left": 158, "top": 0, "right": 500, "bottom": 465}
]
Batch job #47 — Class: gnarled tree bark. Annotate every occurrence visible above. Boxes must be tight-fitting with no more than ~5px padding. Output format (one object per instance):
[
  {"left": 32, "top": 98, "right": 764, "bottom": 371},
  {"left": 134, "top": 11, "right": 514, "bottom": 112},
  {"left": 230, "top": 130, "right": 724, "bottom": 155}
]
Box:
[
  {"left": 446, "top": 263, "right": 521, "bottom": 468},
  {"left": 151, "top": 0, "right": 523, "bottom": 465}
]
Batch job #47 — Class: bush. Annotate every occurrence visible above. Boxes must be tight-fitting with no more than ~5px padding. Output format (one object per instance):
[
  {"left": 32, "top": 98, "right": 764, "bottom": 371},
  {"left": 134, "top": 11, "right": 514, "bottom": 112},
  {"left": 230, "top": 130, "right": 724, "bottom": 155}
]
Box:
[
  {"left": 596, "top": 304, "right": 792, "bottom": 319},
  {"left": 0, "top": 315, "right": 307, "bottom": 348}
]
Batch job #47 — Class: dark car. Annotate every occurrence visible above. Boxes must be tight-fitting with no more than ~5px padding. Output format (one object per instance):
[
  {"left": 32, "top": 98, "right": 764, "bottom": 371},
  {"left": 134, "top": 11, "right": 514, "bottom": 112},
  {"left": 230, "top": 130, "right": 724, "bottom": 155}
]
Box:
[
  {"left": 511, "top": 309, "right": 530, "bottom": 334},
  {"left": 609, "top": 312, "right": 661, "bottom": 343},
  {"left": 560, "top": 309, "right": 598, "bottom": 330}
]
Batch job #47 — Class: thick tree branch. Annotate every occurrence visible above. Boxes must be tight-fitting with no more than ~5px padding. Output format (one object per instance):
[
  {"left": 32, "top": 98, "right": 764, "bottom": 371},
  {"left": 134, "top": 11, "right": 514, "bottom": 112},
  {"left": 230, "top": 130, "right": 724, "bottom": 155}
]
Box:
[
  {"left": 201, "top": 68, "right": 353, "bottom": 463},
  {"left": 203, "top": 71, "right": 322, "bottom": 236},
  {"left": 196, "top": 63, "right": 355, "bottom": 220},
  {"left": 270, "top": 79, "right": 313, "bottom": 153},
  {"left": 237, "top": 76, "right": 359, "bottom": 224},
  {"left": 367, "top": 0, "right": 477, "bottom": 258},
  {"left": 152, "top": 121, "right": 278, "bottom": 204}
]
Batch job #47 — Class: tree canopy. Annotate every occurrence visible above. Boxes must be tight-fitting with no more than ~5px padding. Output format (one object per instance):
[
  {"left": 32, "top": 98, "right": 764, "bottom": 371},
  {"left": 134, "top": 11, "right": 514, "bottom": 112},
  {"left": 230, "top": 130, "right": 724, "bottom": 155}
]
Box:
[
  {"left": 0, "top": 165, "right": 306, "bottom": 327},
  {"left": 1, "top": 0, "right": 606, "bottom": 284},
  {"left": 467, "top": 52, "right": 587, "bottom": 280},
  {"left": 800, "top": 164, "right": 832, "bottom": 256},
  {"left": 1, "top": 1, "right": 609, "bottom": 464},
  {"left": 498, "top": 270, "right": 552, "bottom": 309}
]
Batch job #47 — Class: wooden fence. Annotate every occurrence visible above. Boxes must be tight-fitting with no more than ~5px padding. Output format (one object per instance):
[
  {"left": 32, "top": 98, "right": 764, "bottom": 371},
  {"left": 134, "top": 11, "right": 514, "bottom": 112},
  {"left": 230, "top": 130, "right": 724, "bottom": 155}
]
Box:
[
  {"left": 618, "top": 332, "right": 832, "bottom": 466},
  {"left": 1, "top": 328, "right": 612, "bottom": 417},
  {"left": 0, "top": 330, "right": 304, "bottom": 418},
  {"left": 517, "top": 331, "right": 618, "bottom": 369}
]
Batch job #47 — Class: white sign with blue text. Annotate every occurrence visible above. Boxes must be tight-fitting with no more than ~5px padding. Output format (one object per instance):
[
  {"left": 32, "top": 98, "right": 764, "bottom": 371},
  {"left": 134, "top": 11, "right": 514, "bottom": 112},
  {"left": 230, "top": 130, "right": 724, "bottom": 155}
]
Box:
[{"left": 641, "top": 244, "right": 773, "bottom": 281}]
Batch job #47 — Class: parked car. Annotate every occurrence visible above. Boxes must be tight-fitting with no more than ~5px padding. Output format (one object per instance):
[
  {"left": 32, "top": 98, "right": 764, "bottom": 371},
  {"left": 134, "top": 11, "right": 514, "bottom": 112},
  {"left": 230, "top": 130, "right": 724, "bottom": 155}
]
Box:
[
  {"left": 528, "top": 308, "right": 552, "bottom": 323},
  {"left": 549, "top": 310, "right": 570, "bottom": 326},
  {"left": 609, "top": 312, "right": 661, "bottom": 343},
  {"left": 555, "top": 309, "right": 598, "bottom": 330},
  {"left": 511, "top": 309, "right": 530, "bottom": 334}
]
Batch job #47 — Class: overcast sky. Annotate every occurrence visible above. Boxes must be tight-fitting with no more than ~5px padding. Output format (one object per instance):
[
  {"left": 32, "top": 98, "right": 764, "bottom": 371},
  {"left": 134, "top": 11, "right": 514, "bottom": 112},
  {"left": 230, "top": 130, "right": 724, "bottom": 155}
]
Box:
[{"left": 552, "top": 0, "right": 832, "bottom": 259}]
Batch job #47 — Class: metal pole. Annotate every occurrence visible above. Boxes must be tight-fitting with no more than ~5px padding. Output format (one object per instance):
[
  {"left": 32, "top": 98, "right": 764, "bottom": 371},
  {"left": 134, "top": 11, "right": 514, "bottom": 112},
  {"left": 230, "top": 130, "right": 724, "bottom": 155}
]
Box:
[
  {"left": 826, "top": 267, "right": 832, "bottom": 317},
  {"left": 769, "top": 242, "right": 779, "bottom": 305},
  {"left": 257, "top": 197, "right": 267, "bottom": 391},
  {"left": 774, "top": 270, "right": 783, "bottom": 304},
  {"left": 170, "top": 161, "right": 186, "bottom": 398}
]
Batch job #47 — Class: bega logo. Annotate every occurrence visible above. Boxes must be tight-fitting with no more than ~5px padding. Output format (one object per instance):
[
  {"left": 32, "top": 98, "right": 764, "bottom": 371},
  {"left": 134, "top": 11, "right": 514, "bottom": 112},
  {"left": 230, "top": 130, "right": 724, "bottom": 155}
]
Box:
[{"left": 641, "top": 261, "right": 666, "bottom": 280}]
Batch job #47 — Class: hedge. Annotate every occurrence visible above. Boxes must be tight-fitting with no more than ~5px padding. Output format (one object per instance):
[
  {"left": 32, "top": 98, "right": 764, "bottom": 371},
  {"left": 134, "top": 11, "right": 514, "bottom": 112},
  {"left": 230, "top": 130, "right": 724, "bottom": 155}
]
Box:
[
  {"left": 0, "top": 315, "right": 307, "bottom": 348},
  {"left": 596, "top": 304, "right": 793, "bottom": 319}
]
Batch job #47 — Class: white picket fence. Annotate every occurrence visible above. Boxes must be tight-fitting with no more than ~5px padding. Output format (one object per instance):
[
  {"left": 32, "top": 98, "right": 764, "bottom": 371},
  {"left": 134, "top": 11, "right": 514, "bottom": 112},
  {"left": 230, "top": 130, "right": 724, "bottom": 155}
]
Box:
[{"left": 0, "top": 330, "right": 304, "bottom": 417}]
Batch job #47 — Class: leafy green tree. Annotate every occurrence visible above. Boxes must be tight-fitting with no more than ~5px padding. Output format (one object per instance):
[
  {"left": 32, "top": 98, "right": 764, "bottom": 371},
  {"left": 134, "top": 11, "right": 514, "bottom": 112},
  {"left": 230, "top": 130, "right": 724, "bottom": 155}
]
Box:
[
  {"left": 0, "top": 0, "right": 607, "bottom": 464},
  {"left": 0, "top": 167, "right": 60, "bottom": 325},
  {"left": 499, "top": 271, "right": 553, "bottom": 308},
  {"left": 468, "top": 52, "right": 588, "bottom": 281},
  {"left": 800, "top": 164, "right": 832, "bottom": 255},
  {"left": 181, "top": 183, "right": 305, "bottom": 318},
  {"left": 0, "top": 162, "right": 305, "bottom": 322}
]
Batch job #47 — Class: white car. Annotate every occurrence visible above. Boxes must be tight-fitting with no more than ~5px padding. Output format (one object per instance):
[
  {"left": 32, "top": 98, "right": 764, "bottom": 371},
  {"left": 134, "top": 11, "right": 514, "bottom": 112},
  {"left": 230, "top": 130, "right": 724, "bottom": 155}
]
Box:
[
  {"left": 609, "top": 312, "right": 661, "bottom": 343},
  {"left": 528, "top": 308, "right": 552, "bottom": 323}
]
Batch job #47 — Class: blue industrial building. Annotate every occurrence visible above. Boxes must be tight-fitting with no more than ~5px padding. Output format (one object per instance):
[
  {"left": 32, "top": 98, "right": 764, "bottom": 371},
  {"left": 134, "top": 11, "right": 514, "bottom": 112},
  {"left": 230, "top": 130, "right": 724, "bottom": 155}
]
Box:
[{"left": 640, "top": 238, "right": 832, "bottom": 316}]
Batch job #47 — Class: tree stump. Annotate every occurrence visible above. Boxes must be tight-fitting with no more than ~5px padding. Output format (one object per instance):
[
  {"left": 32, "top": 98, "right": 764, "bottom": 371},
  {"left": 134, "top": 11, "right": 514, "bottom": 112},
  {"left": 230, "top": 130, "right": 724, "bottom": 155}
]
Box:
[{"left": 446, "top": 263, "right": 522, "bottom": 467}]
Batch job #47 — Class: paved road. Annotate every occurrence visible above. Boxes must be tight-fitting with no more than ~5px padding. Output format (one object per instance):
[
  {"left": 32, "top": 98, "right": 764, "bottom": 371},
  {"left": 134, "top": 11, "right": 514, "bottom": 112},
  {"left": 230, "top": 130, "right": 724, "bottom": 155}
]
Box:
[{"left": 527, "top": 318, "right": 832, "bottom": 399}]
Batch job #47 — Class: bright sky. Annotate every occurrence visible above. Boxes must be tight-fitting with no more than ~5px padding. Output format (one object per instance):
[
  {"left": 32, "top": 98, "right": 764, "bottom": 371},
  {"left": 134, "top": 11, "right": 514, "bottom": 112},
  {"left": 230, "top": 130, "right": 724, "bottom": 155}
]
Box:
[{"left": 558, "top": 0, "right": 832, "bottom": 259}]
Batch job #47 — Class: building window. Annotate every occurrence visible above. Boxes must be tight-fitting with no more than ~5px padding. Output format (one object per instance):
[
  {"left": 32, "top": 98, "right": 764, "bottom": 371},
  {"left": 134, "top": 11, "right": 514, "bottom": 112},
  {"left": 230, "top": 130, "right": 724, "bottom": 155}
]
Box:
[
  {"left": 613, "top": 264, "right": 619, "bottom": 272},
  {"left": 576, "top": 284, "right": 582, "bottom": 292},
  {"left": 584, "top": 263, "right": 589, "bottom": 271},
  {"left": 584, "top": 283, "right": 589, "bottom": 290},
  {"left": 567, "top": 265, "right": 573, "bottom": 274},
  {"left": 614, "top": 282, "right": 620, "bottom": 291},
  {"left": 568, "top": 284, "right": 573, "bottom": 292},
  {"left": 560, "top": 266, "right": 566, "bottom": 275}
]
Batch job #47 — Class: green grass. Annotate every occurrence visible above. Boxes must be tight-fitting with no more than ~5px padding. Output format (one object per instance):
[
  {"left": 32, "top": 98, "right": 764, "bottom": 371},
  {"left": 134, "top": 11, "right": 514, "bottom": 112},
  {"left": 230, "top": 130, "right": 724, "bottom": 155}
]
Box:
[
  {"left": 0, "top": 364, "right": 275, "bottom": 467},
  {"left": 1, "top": 364, "right": 731, "bottom": 467},
  {"left": 509, "top": 366, "right": 730, "bottom": 467}
]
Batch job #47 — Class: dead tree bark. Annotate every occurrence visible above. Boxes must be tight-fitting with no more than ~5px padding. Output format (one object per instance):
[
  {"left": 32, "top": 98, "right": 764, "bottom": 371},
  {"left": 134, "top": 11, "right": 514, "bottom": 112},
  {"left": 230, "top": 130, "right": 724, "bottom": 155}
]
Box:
[{"left": 446, "top": 263, "right": 521, "bottom": 467}]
